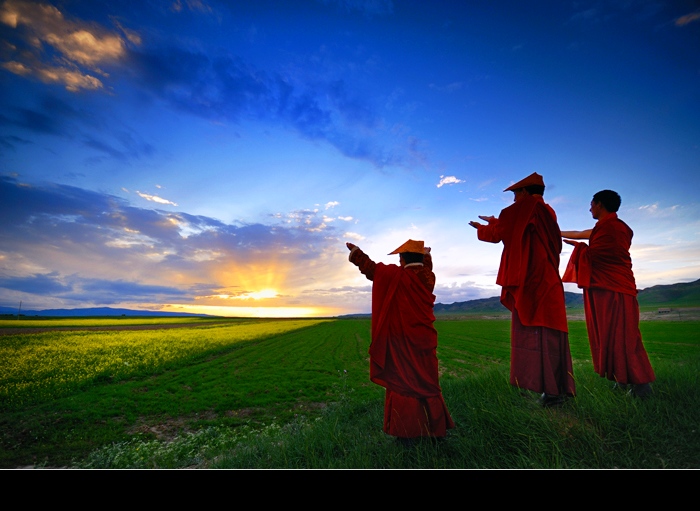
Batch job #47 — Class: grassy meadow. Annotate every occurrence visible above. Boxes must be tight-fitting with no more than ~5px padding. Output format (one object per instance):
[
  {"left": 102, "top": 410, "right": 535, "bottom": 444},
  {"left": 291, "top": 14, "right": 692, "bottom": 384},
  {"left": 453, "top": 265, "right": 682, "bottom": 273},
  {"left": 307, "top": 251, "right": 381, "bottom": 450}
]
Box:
[
  {"left": 1, "top": 315, "right": 699, "bottom": 469},
  {"left": 0, "top": 316, "right": 232, "bottom": 329}
]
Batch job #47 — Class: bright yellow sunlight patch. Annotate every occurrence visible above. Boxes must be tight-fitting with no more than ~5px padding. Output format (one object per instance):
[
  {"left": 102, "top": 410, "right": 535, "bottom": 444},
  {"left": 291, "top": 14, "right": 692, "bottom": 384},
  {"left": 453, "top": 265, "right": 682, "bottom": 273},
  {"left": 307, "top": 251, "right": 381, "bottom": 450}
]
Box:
[
  {"left": 163, "top": 304, "right": 338, "bottom": 318},
  {"left": 237, "top": 288, "right": 278, "bottom": 300}
]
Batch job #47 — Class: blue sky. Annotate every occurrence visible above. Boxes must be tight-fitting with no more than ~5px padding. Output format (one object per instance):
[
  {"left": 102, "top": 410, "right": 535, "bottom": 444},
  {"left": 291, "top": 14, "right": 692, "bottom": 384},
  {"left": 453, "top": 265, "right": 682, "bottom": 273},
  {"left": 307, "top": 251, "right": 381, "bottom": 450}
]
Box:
[{"left": 1, "top": 0, "right": 699, "bottom": 317}]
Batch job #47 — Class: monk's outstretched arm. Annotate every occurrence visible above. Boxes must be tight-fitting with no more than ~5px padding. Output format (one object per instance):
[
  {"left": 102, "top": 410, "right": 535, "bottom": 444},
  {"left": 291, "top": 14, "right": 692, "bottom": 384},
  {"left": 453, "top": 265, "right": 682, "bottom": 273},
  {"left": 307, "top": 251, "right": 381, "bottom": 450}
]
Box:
[
  {"left": 423, "top": 247, "right": 432, "bottom": 272},
  {"left": 469, "top": 215, "right": 502, "bottom": 243},
  {"left": 346, "top": 242, "right": 376, "bottom": 281},
  {"left": 561, "top": 229, "right": 593, "bottom": 240}
]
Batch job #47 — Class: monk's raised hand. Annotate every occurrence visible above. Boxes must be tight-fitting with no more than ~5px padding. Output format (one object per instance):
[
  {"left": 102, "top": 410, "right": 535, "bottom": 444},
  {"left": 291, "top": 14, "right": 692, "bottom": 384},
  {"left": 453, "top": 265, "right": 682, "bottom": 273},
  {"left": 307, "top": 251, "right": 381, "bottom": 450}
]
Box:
[
  {"left": 478, "top": 215, "right": 496, "bottom": 223},
  {"left": 346, "top": 242, "right": 357, "bottom": 251}
]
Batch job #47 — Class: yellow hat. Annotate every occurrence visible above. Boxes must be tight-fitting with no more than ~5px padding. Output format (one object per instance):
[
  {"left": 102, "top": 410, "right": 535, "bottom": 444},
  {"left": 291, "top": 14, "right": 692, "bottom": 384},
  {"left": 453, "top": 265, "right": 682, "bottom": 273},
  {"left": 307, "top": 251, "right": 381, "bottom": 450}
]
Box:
[
  {"left": 388, "top": 239, "right": 424, "bottom": 255},
  {"left": 503, "top": 172, "right": 545, "bottom": 192}
]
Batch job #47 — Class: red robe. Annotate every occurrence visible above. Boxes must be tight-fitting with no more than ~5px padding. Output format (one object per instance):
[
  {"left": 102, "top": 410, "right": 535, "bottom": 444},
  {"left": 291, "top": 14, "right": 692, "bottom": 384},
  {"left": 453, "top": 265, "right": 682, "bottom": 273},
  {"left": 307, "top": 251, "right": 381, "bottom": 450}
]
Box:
[
  {"left": 349, "top": 248, "right": 454, "bottom": 438},
  {"left": 476, "top": 194, "right": 576, "bottom": 396},
  {"left": 563, "top": 213, "right": 655, "bottom": 385}
]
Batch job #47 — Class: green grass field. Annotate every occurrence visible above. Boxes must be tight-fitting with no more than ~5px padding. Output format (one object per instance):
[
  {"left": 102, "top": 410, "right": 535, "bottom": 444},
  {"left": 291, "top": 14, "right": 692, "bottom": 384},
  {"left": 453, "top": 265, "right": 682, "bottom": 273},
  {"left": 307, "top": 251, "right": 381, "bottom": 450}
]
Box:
[
  {"left": 1, "top": 316, "right": 698, "bottom": 469},
  {"left": 0, "top": 317, "right": 234, "bottom": 328}
]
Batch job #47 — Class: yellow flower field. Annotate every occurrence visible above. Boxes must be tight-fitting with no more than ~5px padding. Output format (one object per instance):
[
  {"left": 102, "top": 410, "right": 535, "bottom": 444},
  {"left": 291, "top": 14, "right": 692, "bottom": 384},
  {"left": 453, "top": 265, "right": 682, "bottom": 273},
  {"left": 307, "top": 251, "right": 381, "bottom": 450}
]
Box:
[
  {"left": 0, "top": 317, "right": 226, "bottom": 329},
  {"left": 0, "top": 319, "right": 329, "bottom": 409}
]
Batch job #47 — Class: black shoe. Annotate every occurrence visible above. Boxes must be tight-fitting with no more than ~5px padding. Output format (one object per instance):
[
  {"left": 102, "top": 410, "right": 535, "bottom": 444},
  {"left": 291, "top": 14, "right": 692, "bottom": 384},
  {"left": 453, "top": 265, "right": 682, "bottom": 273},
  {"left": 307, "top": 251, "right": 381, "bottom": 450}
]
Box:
[
  {"left": 612, "top": 382, "right": 629, "bottom": 391},
  {"left": 538, "top": 393, "right": 566, "bottom": 407},
  {"left": 628, "top": 383, "right": 653, "bottom": 399}
]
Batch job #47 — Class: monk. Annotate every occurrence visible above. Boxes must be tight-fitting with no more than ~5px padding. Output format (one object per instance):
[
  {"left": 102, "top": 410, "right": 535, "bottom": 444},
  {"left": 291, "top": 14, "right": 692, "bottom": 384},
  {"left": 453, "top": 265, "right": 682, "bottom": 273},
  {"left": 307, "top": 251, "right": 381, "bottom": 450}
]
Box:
[
  {"left": 346, "top": 239, "right": 454, "bottom": 445},
  {"left": 561, "top": 189, "right": 655, "bottom": 398},
  {"left": 469, "top": 172, "right": 576, "bottom": 406}
]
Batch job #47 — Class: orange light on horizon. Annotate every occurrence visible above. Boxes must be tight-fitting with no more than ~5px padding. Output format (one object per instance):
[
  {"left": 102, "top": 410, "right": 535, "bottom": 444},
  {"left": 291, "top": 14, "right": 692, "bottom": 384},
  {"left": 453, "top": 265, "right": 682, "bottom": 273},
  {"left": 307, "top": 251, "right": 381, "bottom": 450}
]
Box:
[
  {"left": 161, "top": 303, "right": 340, "bottom": 318},
  {"left": 210, "top": 288, "right": 279, "bottom": 300},
  {"left": 233, "top": 288, "right": 279, "bottom": 300}
]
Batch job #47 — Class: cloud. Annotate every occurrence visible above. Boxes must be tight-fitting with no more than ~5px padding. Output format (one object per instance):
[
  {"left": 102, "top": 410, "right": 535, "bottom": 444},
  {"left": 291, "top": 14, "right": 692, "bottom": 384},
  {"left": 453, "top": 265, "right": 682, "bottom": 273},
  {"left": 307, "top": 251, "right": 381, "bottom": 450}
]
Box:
[
  {"left": 634, "top": 203, "right": 681, "bottom": 219},
  {"left": 675, "top": 11, "right": 700, "bottom": 26},
  {"left": 170, "top": 1, "right": 213, "bottom": 14},
  {"left": 0, "top": 94, "right": 82, "bottom": 135},
  {"left": 0, "top": 175, "right": 346, "bottom": 307},
  {"left": 437, "top": 175, "right": 465, "bottom": 188},
  {"left": 344, "top": 231, "right": 364, "bottom": 241},
  {"left": 0, "top": 134, "right": 30, "bottom": 151},
  {"left": 123, "top": 43, "right": 409, "bottom": 167},
  {"left": 0, "top": 0, "right": 134, "bottom": 91},
  {"left": 120, "top": 14, "right": 430, "bottom": 169},
  {"left": 433, "top": 281, "right": 499, "bottom": 304},
  {"left": 0, "top": 272, "right": 72, "bottom": 295},
  {"left": 136, "top": 191, "right": 178, "bottom": 206},
  {"left": 0, "top": 91, "right": 155, "bottom": 162},
  {"left": 638, "top": 203, "right": 659, "bottom": 214},
  {"left": 83, "top": 134, "right": 154, "bottom": 163},
  {"left": 428, "top": 82, "right": 464, "bottom": 92},
  {"left": 226, "top": 289, "right": 279, "bottom": 301},
  {"left": 0, "top": 272, "right": 196, "bottom": 305}
]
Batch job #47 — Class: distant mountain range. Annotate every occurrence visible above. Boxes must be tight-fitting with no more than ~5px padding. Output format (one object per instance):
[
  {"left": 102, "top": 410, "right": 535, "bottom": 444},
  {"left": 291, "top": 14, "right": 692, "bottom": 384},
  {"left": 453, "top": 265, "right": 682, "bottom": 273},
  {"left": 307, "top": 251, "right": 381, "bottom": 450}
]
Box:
[
  {"left": 636, "top": 278, "right": 700, "bottom": 306},
  {"left": 345, "top": 278, "right": 700, "bottom": 317},
  {"left": 434, "top": 278, "right": 700, "bottom": 314},
  {"left": 0, "top": 306, "right": 208, "bottom": 318},
  {"left": 433, "top": 292, "right": 583, "bottom": 315},
  {"left": 2, "top": 279, "right": 698, "bottom": 318}
]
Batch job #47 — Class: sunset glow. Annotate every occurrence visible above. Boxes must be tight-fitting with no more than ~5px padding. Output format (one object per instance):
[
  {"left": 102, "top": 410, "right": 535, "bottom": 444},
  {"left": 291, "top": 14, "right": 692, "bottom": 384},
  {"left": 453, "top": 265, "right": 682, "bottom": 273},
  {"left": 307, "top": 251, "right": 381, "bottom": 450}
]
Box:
[
  {"left": 161, "top": 304, "right": 338, "bottom": 319},
  {"left": 232, "top": 289, "right": 279, "bottom": 300}
]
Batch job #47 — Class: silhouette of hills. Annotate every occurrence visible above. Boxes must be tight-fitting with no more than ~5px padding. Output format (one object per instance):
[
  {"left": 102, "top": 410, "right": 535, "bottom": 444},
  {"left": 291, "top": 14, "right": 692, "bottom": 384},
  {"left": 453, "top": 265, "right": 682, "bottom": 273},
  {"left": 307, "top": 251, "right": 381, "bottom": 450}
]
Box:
[
  {"left": 2, "top": 279, "right": 698, "bottom": 318},
  {"left": 433, "top": 292, "right": 584, "bottom": 314},
  {"left": 338, "top": 279, "right": 700, "bottom": 318},
  {"left": 0, "top": 306, "right": 210, "bottom": 318},
  {"left": 433, "top": 278, "right": 700, "bottom": 315},
  {"left": 636, "top": 278, "right": 700, "bottom": 306}
]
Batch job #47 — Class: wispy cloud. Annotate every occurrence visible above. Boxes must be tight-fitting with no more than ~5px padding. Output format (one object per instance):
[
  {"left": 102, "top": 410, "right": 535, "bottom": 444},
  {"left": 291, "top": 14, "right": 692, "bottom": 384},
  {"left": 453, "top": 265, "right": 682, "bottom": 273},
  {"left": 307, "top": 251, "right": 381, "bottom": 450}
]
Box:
[
  {"left": 136, "top": 191, "right": 178, "bottom": 206},
  {"left": 0, "top": 272, "right": 194, "bottom": 305},
  {"left": 437, "top": 175, "right": 464, "bottom": 188},
  {"left": 0, "top": 0, "right": 135, "bottom": 91},
  {"left": 0, "top": 272, "right": 72, "bottom": 295},
  {"left": 344, "top": 231, "right": 364, "bottom": 241},
  {"left": 170, "top": 1, "right": 213, "bottom": 14},
  {"left": 428, "top": 82, "right": 464, "bottom": 92},
  {"left": 635, "top": 203, "right": 680, "bottom": 218},
  {"left": 675, "top": 11, "right": 700, "bottom": 26}
]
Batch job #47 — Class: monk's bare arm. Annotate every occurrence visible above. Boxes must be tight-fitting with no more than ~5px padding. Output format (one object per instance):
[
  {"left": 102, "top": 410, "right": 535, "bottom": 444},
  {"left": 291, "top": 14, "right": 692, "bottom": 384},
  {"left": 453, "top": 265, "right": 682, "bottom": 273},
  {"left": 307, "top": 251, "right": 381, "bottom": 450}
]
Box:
[
  {"left": 346, "top": 242, "right": 376, "bottom": 281},
  {"left": 469, "top": 215, "right": 496, "bottom": 229},
  {"left": 561, "top": 229, "right": 593, "bottom": 240},
  {"left": 420, "top": 247, "right": 436, "bottom": 291},
  {"left": 470, "top": 215, "right": 501, "bottom": 243},
  {"left": 423, "top": 247, "right": 433, "bottom": 271}
]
